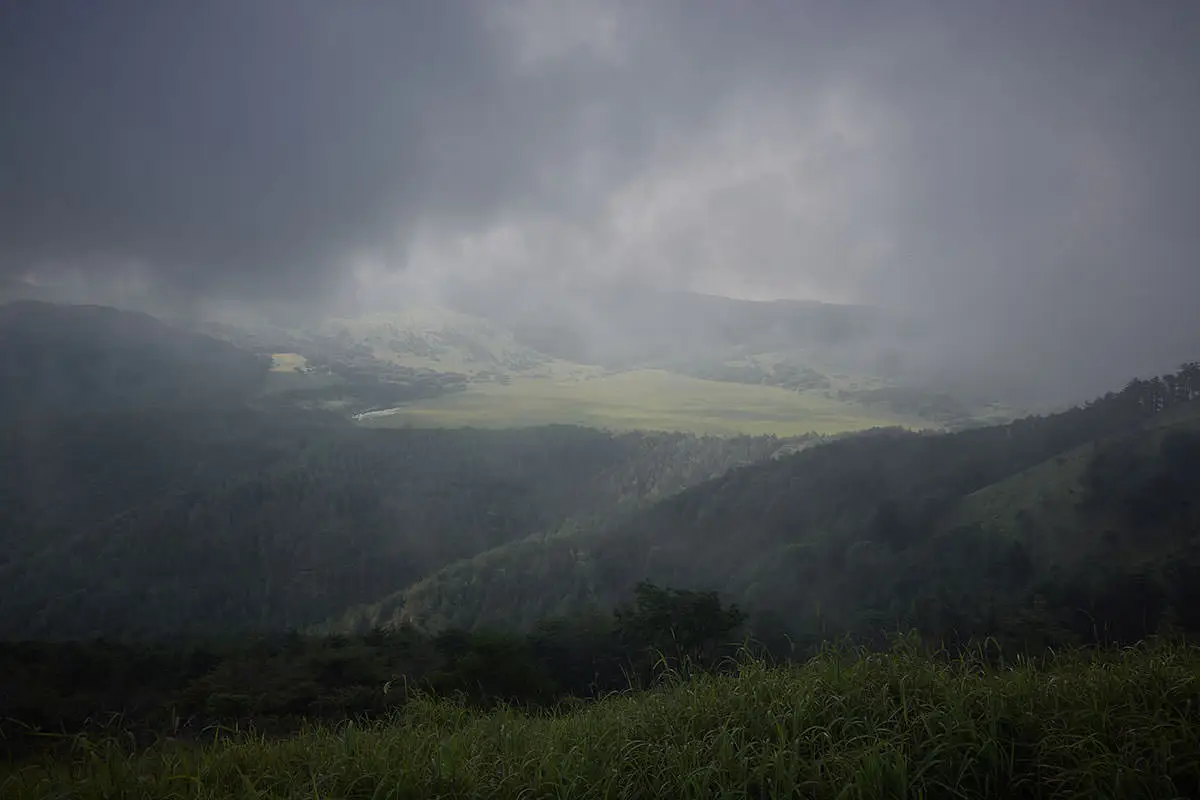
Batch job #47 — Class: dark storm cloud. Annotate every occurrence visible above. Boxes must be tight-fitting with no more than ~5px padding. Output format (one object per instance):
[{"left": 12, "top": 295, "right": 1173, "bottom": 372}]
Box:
[
  {"left": 0, "top": 0, "right": 732, "bottom": 302},
  {"left": 1, "top": 1, "right": 505, "bottom": 300},
  {"left": 0, "top": 0, "right": 633, "bottom": 300},
  {"left": 2, "top": 0, "right": 1199, "bottom": 397}
]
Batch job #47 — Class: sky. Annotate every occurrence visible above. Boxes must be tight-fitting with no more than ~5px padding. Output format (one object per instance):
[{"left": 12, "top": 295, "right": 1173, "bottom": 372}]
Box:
[{"left": 2, "top": 0, "right": 1199, "bottom": 398}]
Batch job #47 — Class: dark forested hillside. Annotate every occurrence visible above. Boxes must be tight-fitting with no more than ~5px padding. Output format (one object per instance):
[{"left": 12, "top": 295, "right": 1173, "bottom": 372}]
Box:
[
  {"left": 0, "top": 583, "right": 751, "bottom": 759},
  {"left": 0, "top": 408, "right": 791, "bottom": 639},
  {"left": 372, "top": 364, "right": 1200, "bottom": 647},
  {"left": 0, "top": 302, "right": 270, "bottom": 415}
]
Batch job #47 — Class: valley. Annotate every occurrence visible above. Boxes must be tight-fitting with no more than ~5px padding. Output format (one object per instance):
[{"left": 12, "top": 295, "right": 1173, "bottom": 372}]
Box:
[
  {"left": 6, "top": 297, "right": 1197, "bottom": 648},
  {"left": 198, "top": 298, "right": 1006, "bottom": 436},
  {"left": 356, "top": 368, "right": 926, "bottom": 436},
  {"left": 3, "top": 298, "right": 1198, "bottom": 797}
]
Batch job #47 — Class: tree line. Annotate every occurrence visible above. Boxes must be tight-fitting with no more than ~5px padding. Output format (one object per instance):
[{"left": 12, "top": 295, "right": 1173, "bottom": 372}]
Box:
[{"left": 0, "top": 584, "right": 747, "bottom": 760}]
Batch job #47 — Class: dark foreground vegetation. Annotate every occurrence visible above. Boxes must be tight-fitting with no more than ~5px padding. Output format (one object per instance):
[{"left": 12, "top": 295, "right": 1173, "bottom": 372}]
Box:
[
  {"left": 6, "top": 586, "right": 1200, "bottom": 799},
  {"left": 5, "top": 640, "right": 1199, "bottom": 799},
  {"left": 0, "top": 584, "right": 745, "bottom": 759}
]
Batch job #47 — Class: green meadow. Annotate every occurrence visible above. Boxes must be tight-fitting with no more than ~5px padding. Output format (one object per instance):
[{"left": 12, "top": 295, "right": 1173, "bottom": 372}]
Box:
[{"left": 359, "top": 369, "right": 925, "bottom": 436}]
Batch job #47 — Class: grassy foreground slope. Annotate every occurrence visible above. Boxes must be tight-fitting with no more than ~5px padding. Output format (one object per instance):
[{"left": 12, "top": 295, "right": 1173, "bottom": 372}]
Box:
[{"left": 7, "top": 641, "right": 1199, "bottom": 799}]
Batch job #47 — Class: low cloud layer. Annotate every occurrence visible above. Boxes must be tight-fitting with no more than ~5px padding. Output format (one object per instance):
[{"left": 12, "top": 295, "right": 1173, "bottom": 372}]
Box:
[{"left": 3, "top": 1, "right": 1199, "bottom": 397}]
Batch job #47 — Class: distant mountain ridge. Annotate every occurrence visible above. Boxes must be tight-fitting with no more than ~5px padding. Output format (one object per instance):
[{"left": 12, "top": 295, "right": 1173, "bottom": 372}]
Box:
[
  {"left": 0, "top": 301, "right": 269, "bottom": 416},
  {"left": 447, "top": 282, "right": 909, "bottom": 370}
]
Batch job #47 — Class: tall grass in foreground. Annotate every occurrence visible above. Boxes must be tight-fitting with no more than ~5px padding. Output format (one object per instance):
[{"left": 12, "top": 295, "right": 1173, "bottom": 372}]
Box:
[{"left": 5, "top": 640, "right": 1200, "bottom": 799}]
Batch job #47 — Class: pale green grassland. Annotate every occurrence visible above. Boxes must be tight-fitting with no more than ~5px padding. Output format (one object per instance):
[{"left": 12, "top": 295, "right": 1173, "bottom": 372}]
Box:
[
  {"left": 267, "top": 352, "right": 308, "bottom": 372},
  {"left": 358, "top": 369, "right": 928, "bottom": 436},
  {"left": 6, "top": 641, "right": 1199, "bottom": 799}
]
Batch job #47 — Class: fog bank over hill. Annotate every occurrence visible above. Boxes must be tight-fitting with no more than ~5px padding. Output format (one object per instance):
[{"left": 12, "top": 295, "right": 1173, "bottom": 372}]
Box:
[{"left": 4, "top": 268, "right": 1191, "bottom": 411}]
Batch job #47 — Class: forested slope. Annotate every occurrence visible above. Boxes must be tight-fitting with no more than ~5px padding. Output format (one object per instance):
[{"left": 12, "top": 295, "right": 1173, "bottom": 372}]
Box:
[
  {"left": 0, "top": 301, "right": 269, "bottom": 415},
  {"left": 0, "top": 411, "right": 791, "bottom": 639},
  {"left": 370, "top": 365, "right": 1200, "bottom": 648}
]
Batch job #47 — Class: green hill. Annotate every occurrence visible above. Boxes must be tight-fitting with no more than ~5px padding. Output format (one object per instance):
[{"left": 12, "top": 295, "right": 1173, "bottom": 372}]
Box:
[{"left": 317, "top": 308, "right": 558, "bottom": 377}]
